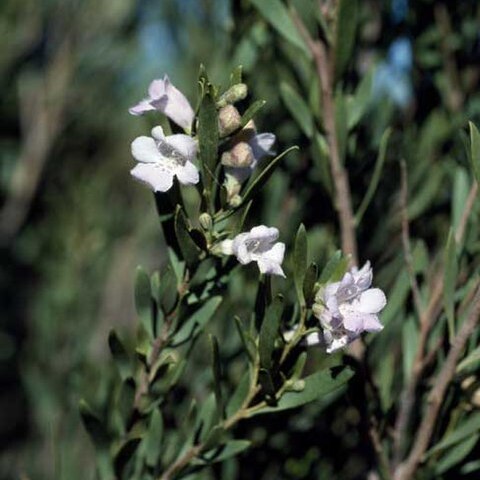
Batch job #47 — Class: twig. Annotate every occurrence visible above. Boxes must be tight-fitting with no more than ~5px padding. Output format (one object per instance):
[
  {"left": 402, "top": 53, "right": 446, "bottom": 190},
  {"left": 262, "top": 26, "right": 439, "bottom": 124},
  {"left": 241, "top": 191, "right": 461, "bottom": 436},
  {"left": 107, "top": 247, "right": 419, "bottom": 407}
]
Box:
[
  {"left": 392, "top": 181, "right": 478, "bottom": 468},
  {"left": 399, "top": 160, "right": 424, "bottom": 319},
  {"left": 291, "top": 9, "right": 358, "bottom": 267},
  {"left": 394, "top": 284, "right": 480, "bottom": 480}
]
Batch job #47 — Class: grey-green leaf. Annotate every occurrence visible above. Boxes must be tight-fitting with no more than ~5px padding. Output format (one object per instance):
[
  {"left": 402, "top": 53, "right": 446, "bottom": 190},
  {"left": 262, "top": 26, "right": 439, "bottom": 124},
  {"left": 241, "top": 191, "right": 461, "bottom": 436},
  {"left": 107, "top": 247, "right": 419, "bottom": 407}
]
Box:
[
  {"left": 134, "top": 266, "right": 153, "bottom": 337},
  {"left": 334, "top": 0, "right": 359, "bottom": 81},
  {"left": 280, "top": 82, "right": 314, "bottom": 138},
  {"left": 259, "top": 294, "right": 283, "bottom": 369},
  {"left": 108, "top": 330, "right": 131, "bottom": 381},
  {"left": 469, "top": 121, "right": 480, "bottom": 184},
  {"left": 293, "top": 224, "right": 308, "bottom": 306},
  {"left": 443, "top": 229, "right": 457, "bottom": 341}
]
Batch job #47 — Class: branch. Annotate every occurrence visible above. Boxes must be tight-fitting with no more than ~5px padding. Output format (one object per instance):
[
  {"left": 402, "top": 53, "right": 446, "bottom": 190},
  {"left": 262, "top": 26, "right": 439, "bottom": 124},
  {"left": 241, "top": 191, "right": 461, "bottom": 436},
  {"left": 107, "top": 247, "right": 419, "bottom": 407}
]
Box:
[{"left": 394, "top": 284, "right": 480, "bottom": 480}]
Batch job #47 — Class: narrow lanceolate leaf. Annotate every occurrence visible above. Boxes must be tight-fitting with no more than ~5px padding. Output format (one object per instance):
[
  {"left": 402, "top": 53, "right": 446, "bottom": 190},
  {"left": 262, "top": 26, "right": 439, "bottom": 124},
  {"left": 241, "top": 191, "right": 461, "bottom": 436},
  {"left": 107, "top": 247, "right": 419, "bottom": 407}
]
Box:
[
  {"left": 174, "top": 206, "right": 202, "bottom": 267},
  {"left": 293, "top": 224, "right": 308, "bottom": 306},
  {"left": 145, "top": 409, "right": 164, "bottom": 467},
  {"left": 108, "top": 330, "right": 131, "bottom": 381},
  {"left": 250, "top": 0, "right": 310, "bottom": 56},
  {"left": 259, "top": 294, "right": 284, "bottom": 369},
  {"left": 173, "top": 296, "right": 223, "bottom": 344},
  {"left": 251, "top": 366, "right": 354, "bottom": 415},
  {"left": 443, "top": 229, "right": 457, "bottom": 341},
  {"left": 348, "top": 66, "right": 375, "bottom": 130},
  {"left": 241, "top": 99, "right": 266, "bottom": 127},
  {"left": 134, "top": 266, "right": 153, "bottom": 337},
  {"left": 209, "top": 335, "right": 225, "bottom": 419},
  {"left": 303, "top": 262, "right": 318, "bottom": 307},
  {"left": 434, "top": 434, "right": 480, "bottom": 475},
  {"left": 241, "top": 146, "right": 298, "bottom": 206},
  {"left": 469, "top": 121, "right": 480, "bottom": 184},
  {"left": 280, "top": 82, "right": 314, "bottom": 138},
  {"left": 194, "top": 440, "right": 252, "bottom": 465},
  {"left": 79, "top": 399, "right": 109, "bottom": 448},
  {"left": 355, "top": 128, "right": 392, "bottom": 224},
  {"left": 318, "top": 250, "right": 343, "bottom": 283},
  {"left": 198, "top": 83, "right": 219, "bottom": 191},
  {"left": 334, "top": 0, "right": 359, "bottom": 81}
]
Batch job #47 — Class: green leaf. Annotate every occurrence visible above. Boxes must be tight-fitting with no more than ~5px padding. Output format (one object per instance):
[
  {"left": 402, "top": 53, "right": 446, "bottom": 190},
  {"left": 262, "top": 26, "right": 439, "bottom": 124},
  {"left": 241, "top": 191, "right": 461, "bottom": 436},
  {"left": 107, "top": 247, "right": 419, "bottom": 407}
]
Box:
[
  {"left": 280, "top": 82, "right": 314, "bottom": 137},
  {"left": 303, "top": 262, "right": 318, "bottom": 307},
  {"left": 226, "top": 371, "right": 251, "bottom": 417},
  {"left": 230, "top": 65, "right": 243, "bottom": 85},
  {"left": 174, "top": 297, "right": 223, "bottom": 344},
  {"left": 117, "top": 378, "right": 136, "bottom": 430},
  {"left": 145, "top": 409, "right": 164, "bottom": 468},
  {"left": 195, "top": 440, "right": 251, "bottom": 465},
  {"left": 198, "top": 82, "right": 219, "bottom": 192},
  {"left": 241, "top": 99, "right": 266, "bottom": 127},
  {"left": 134, "top": 266, "right": 153, "bottom": 337},
  {"left": 252, "top": 366, "right": 353, "bottom": 415},
  {"left": 443, "top": 229, "right": 457, "bottom": 341},
  {"left": 434, "top": 434, "right": 479, "bottom": 475},
  {"left": 234, "top": 316, "right": 255, "bottom": 361},
  {"left": 209, "top": 335, "right": 225, "bottom": 419},
  {"left": 355, "top": 128, "right": 392, "bottom": 224},
  {"left": 402, "top": 316, "right": 418, "bottom": 383},
  {"left": 427, "top": 413, "right": 480, "bottom": 457},
  {"left": 240, "top": 146, "right": 298, "bottom": 206},
  {"left": 452, "top": 167, "right": 469, "bottom": 236},
  {"left": 174, "top": 206, "right": 202, "bottom": 267},
  {"left": 250, "top": 0, "right": 310, "bottom": 56},
  {"left": 259, "top": 294, "right": 284, "bottom": 369},
  {"left": 108, "top": 330, "right": 132, "bottom": 381},
  {"left": 318, "top": 250, "right": 347, "bottom": 284},
  {"left": 293, "top": 224, "right": 308, "bottom": 306},
  {"left": 348, "top": 66, "right": 374, "bottom": 130},
  {"left": 334, "top": 0, "right": 359, "bottom": 81},
  {"left": 469, "top": 121, "right": 480, "bottom": 184},
  {"left": 335, "top": 92, "right": 348, "bottom": 164},
  {"left": 457, "top": 344, "right": 480, "bottom": 373},
  {"left": 79, "top": 399, "right": 109, "bottom": 448}
]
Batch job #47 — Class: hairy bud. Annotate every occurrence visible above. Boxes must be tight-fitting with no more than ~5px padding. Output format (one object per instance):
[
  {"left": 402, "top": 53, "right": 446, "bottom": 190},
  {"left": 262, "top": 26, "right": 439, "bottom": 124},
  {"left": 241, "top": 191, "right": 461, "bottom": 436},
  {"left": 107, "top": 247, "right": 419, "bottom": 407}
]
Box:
[
  {"left": 199, "top": 212, "right": 213, "bottom": 231},
  {"left": 217, "top": 83, "right": 248, "bottom": 108},
  {"left": 218, "top": 105, "right": 242, "bottom": 137},
  {"left": 221, "top": 142, "right": 254, "bottom": 168}
]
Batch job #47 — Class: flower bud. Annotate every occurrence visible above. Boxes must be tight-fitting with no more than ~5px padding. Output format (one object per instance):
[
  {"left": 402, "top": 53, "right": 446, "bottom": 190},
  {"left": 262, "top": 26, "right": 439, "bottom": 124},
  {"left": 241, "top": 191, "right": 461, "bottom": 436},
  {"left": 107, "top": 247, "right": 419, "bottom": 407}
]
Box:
[
  {"left": 218, "top": 105, "right": 242, "bottom": 137},
  {"left": 221, "top": 142, "right": 254, "bottom": 168},
  {"left": 199, "top": 212, "right": 213, "bottom": 231},
  {"left": 217, "top": 83, "right": 248, "bottom": 107}
]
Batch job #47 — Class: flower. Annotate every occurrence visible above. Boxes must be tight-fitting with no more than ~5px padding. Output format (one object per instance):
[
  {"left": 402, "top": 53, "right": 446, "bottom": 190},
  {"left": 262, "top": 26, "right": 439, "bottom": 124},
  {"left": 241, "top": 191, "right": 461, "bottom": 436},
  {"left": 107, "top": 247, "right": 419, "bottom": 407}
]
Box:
[
  {"left": 220, "top": 225, "right": 285, "bottom": 277},
  {"left": 130, "top": 126, "right": 199, "bottom": 192},
  {"left": 129, "top": 75, "right": 195, "bottom": 131},
  {"left": 312, "top": 261, "right": 387, "bottom": 353}
]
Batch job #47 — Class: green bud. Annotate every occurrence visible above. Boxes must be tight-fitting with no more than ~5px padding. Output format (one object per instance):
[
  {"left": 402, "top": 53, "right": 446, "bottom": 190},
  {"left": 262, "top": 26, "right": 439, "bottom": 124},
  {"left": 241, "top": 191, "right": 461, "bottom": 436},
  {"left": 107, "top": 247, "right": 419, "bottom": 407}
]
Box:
[
  {"left": 217, "top": 83, "right": 248, "bottom": 107},
  {"left": 199, "top": 212, "right": 213, "bottom": 231}
]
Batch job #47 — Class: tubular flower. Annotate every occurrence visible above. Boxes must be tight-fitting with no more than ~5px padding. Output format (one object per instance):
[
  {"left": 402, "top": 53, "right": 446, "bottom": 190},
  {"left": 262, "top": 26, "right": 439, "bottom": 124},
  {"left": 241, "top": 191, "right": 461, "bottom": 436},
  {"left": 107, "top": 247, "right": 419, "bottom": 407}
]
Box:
[
  {"left": 312, "top": 262, "right": 387, "bottom": 353},
  {"left": 220, "top": 226, "right": 285, "bottom": 277},
  {"left": 129, "top": 75, "right": 195, "bottom": 131},
  {"left": 130, "top": 126, "right": 199, "bottom": 192}
]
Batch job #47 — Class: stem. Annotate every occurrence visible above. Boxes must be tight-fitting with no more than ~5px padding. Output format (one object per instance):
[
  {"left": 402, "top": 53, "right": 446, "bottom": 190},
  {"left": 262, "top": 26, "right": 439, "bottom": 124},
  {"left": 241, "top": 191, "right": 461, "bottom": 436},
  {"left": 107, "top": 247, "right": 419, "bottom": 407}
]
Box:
[{"left": 394, "top": 285, "right": 480, "bottom": 480}]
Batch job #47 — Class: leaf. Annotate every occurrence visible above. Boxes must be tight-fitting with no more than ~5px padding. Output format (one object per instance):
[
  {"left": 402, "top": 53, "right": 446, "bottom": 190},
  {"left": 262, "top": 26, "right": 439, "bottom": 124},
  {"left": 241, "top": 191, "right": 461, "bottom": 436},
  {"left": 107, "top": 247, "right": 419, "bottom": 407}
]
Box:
[
  {"left": 198, "top": 82, "right": 219, "bottom": 191},
  {"left": 443, "top": 229, "right": 457, "bottom": 341},
  {"left": 173, "top": 297, "right": 223, "bottom": 344},
  {"left": 434, "top": 433, "right": 479, "bottom": 475},
  {"left": 334, "top": 0, "right": 359, "bottom": 81},
  {"left": 241, "top": 99, "right": 266, "bottom": 127},
  {"left": 108, "top": 330, "right": 132, "bottom": 381},
  {"left": 293, "top": 224, "right": 308, "bottom": 306},
  {"left": 230, "top": 65, "right": 243, "bottom": 85},
  {"left": 452, "top": 167, "right": 469, "bottom": 236},
  {"left": 469, "top": 121, "right": 480, "bottom": 184},
  {"left": 280, "top": 82, "right": 314, "bottom": 137},
  {"left": 113, "top": 436, "right": 141, "bottom": 477},
  {"left": 134, "top": 266, "right": 153, "bottom": 337},
  {"left": 194, "top": 440, "right": 251, "bottom": 465},
  {"left": 259, "top": 294, "right": 284, "bottom": 369},
  {"left": 426, "top": 413, "right": 480, "bottom": 457},
  {"left": 402, "top": 316, "right": 418, "bottom": 383},
  {"left": 79, "top": 399, "right": 109, "bottom": 448},
  {"left": 355, "top": 128, "right": 392, "bottom": 224},
  {"left": 253, "top": 367, "right": 353, "bottom": 415},
  {"left": 234, "top": 316, "right": 255, "bottom": 361},
  {"left": 303, "top": 262, "right": 318, "bottom": 307},
  {"left": 335, "top": 92, "right": 348, "bottom": 164},
  {"left": 318, "top": 250, "right": 345, "bottom": 284},
  {"left": 174, "top": 206, "right": 202, "bottom": 267},
  {"left": 250, "top": 0, "right": 310, "bottom": 56},
  {"left": 145, "top": 409, "right": 164, "bottom": 467},
  {"left": 348, "top": 66, "right": 374, "bottom": 130},
  {"left": 240, "top": 146, "right": 298, "bottom": 206},
  {"left": 457, "top": 344, "right": 480, "bottom": 373},
  {"left": 209, "top": 335, "right": 225, "bottom": 419}
]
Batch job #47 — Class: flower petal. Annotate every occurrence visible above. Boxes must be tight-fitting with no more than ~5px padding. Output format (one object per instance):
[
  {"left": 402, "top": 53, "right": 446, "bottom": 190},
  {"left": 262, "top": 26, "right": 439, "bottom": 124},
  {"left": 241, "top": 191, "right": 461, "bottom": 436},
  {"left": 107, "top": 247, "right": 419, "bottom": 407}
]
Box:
[
  {"left": 148, "top": 78, "right": 167, "bottom": 99},
  {"left": 362, "top": 314, "right": 383, "bottom": 332},
  {"left": 131, "top": 136, "right": 162, "bottom": 163},
  {"left": 249, "top": 133, "right": 276, "bottom": 160},
  {"left": 304, "top": 331, "right": 322, "bottom": 346},
  {"left": 176, "top": 161, "right": 199, "bottom": 185},
  {"left": 151, "top": 126, "right": 166, "bottom": 141},
  {"left": 130, "top": 163, "right": 174, "bottom": 192},
  {"left": 257, "top": 258, "right": 286, "bottom": 277},
  {"left": 357, "top": 288, "right": 387, "bottom": 314},
  {"left": 129, "top": 99, "right": 156, "bottom": 116},
  {"left": 167, "top": 134, "right": 197, "bottom": 161},
  {"left": 219, "top": 239, "right": 234, "bottom": 255},
  {"left": 342, "top": 310, "right": 371, "bottom": 333},
  {"left": 248, "top": 225, "right": 279, "bottom": 244}
]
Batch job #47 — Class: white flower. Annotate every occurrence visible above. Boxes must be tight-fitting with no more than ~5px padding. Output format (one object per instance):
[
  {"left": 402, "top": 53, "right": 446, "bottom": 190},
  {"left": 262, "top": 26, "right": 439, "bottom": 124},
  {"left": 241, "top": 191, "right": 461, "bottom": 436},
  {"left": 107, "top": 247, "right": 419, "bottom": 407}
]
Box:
[
  {"left": 130, "top": 126, "right": 199, "bottom": 192},
  {"left": 220, "top": 225, "right": 285, "bottom": 277},
  {"left": 313, "top": 261, "right": 387, "bottom": 353},
  {"left": 129, "top": 75, "right": 195, "bottom": 131}
]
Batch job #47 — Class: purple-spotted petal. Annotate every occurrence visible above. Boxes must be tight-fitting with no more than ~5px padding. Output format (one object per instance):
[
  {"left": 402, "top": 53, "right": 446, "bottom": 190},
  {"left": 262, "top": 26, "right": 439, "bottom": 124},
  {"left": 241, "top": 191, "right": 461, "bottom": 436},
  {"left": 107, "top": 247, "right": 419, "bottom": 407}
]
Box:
[
  {"left": 176, "top": 161, "right": 199, "bottom": 185},
  {"left": 130, "top": 163, "right": 174, "bottom": 192},
  {"left": 167, "top": 134, "right": 197, "bottom": 161}
]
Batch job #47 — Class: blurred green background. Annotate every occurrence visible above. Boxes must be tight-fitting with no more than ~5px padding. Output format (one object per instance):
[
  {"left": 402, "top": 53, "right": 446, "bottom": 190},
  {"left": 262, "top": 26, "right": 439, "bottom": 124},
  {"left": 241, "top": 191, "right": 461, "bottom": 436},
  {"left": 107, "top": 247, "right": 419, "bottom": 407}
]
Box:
[{"left": 2, "top": 0, "right": 480, "bottom": 479}]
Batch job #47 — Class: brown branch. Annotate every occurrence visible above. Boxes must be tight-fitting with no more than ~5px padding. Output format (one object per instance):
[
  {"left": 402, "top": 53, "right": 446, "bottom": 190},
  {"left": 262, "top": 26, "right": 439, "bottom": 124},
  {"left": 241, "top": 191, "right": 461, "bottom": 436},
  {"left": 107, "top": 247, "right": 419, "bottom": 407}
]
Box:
[
  {"left": 394, "top": 284, "right": 480, "bottom": 480},
  {"left": 392, "top": 180, "right": 478, "bottom": 469},
  {"left": 291, "top": 9, "right": 358, "bottom": 267}
]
